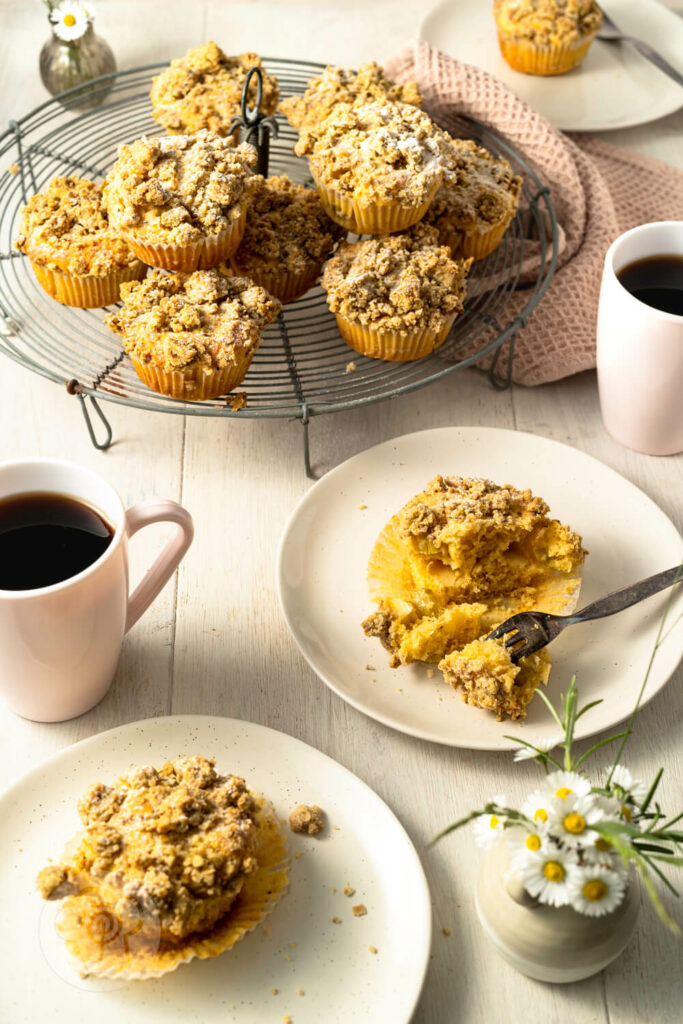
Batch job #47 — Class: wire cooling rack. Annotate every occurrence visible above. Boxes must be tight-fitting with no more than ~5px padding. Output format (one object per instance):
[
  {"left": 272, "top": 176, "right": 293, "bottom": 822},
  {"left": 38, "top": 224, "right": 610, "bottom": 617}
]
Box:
[{"left": 0, "top": 59, "right": 558, "bottom": 476}]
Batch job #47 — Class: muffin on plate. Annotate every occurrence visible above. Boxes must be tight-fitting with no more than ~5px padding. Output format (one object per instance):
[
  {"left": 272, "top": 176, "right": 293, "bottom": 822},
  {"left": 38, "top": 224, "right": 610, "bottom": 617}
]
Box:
[
  {"left": 102, "top": 132, "right": 256, "bottom": 272},
  {"left": 106, "top": 267, "right": 281, "bottom": 401},
  {"left": 150, "top": 43, "right": 279, "bottom": 136},
  {"left": 493, "top": 0, "right": 603, "bottom": 76},
  {"left": 279, "top": 60, "right": 422, "bottom": 135},
  {"left": 439, "top": 636, "right": 551, "bottom": 721},
  {"left": 14, "top": 176, "right": 145, "bottom": 307},
  {"left": 228, "top": 174, "right": 345, "bottom": 303},
  {"left": 296, "top": 101, "right": 444, "bottom": 235},
  {"left": 321, "top": 225, "right": 471, "bottom": 361},
  {"left": 36, "top": 756, "right": 289, "bottom": 979},
  {"left": 424, "top": 139, "right": 523, "bottom": 260}
]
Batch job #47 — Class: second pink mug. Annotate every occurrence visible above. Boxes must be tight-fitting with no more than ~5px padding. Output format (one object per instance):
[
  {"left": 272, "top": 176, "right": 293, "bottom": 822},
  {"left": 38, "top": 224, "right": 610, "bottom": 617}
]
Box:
[{"left": 0, "top": 458, "right": 194, "bottom": 722}]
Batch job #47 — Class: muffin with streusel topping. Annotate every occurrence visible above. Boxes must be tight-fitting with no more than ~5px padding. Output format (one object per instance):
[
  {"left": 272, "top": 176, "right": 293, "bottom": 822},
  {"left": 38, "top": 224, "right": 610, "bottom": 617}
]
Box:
[
  {"left": 106, "top": 268, "right": 281, "bottom": 401},
  {"left": 425, "top": 138, "right": 522, "bottom": 260},
  {"left": 150, "top": 43, "right": 279, "bottom": 136},
  {"left": 493, "top": 0, "right": 603, "bottom": 76},
  {"left": 14, "top": 176, "right": 146, "bottom": 307},
  {"left": 102, "top": 132, "right": 256, "bottom": 272},
  {"left": 228, "top": 174, "right": 345, "bottom": 303},
  {"left": 296, "top": 101, "right": 445, "bottom": 235},
  {"left": 321, "top": 225, "right": 471, "bottom": 361},
  {"left": 279, "top": 60, "right": 422, "bottom": 136}
]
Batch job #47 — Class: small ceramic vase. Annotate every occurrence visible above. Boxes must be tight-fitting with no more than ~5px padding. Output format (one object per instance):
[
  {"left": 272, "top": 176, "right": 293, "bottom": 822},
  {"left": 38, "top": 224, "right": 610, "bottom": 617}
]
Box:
[
  {"left": 476, "top": 842, "right": 640, "bottom": 983},
  {"left": 39, "top": 22, "right": 116, "bottom": 112}
]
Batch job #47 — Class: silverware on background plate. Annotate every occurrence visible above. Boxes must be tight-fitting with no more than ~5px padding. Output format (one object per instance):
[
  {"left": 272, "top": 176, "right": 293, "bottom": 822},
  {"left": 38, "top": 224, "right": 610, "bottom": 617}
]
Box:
[
  {"left": 598, "top": 9, "right": 683, "bottom": 88},
  {"left": 486, "top": 564, "right": 682, "bottom": 662}
]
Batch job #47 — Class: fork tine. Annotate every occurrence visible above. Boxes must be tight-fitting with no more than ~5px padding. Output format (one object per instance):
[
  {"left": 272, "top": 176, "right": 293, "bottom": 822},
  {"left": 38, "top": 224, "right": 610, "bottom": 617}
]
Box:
[{"left": 504, "top": 635, "right": 525, "bottom": 650}]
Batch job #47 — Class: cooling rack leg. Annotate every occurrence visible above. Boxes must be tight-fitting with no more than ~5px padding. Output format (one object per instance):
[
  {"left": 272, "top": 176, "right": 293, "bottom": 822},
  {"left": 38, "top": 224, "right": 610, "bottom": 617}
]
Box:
[
  {"left": 301, "top": 417, "right": 314, "bottom": 480},
  {"left": 76, "top": 393, "right": 114, "bottom": 451}
]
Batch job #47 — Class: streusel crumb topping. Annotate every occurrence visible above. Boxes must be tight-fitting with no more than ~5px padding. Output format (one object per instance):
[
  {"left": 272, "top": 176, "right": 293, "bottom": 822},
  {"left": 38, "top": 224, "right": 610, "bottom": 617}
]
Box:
[
  {"left": 426, "top": 138, "right": 522, "bottom": 230},
  {"left": 321, "top": 226, "right": 471, "bottom": 332},
  {"left": 14, "top": 176, "right": 140, "bottom": 275},
  {"left": 232, "top": 175, "right": 344, "bottom": 274},
  {"left": 102, "top": 132, "right": 256, "bottom": 245},
  {"left": 493, "top": 0, "right": 602, "bottom": 45},
  {"left": 150, "top": 43, "right": 279, "bottom": 135},
  {"left": 279, "top": 60, "right": 422, "bottom": 133},
  {"left": 296, "top": 102, "right": 444, "bottom": 206},
  {"left": 400, "top": 476, "right": 548, "bottom": 540},
  {"left": 107, "top": 267, "right": 281, "bottom": 372}
]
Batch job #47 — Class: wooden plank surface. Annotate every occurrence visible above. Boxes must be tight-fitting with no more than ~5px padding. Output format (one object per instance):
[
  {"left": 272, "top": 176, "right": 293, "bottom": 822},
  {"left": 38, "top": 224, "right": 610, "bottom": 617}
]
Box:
[{"left": 0, "top": 2, "right": 681, "bottom": 1022}]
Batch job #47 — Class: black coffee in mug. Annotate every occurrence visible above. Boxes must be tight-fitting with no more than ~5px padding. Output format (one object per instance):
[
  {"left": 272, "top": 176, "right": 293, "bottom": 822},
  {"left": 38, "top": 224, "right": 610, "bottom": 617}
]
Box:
[
  {"left": 616, "top": 254, "right": 683, "bottom": 316},
  {"left": 0, "top": 492, "right": 114, "bottom": 590}
]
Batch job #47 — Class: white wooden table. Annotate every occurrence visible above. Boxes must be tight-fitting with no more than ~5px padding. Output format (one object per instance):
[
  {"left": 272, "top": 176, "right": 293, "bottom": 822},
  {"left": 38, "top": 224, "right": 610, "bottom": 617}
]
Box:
[{"left": 0, "top": 2, "right": 681, "bottom": 1021}]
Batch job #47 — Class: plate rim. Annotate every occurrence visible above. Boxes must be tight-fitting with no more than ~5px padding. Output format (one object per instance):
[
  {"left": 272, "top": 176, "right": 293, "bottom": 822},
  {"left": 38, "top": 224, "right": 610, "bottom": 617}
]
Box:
[
  {"left": 0, "top": 713, "right": 433, "bottom": 1024},
  {"left": 418, "top": 0, "right": 683, "bottom": 132},
  {"left": 277, "top": 425, "right": 682, "bottom": 750}
]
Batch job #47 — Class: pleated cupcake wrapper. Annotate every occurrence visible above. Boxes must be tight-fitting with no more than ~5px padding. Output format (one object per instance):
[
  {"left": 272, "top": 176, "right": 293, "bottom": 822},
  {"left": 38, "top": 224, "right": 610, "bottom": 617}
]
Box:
[
  {"left": 130, "top": 349, "right": 254, "bottom": 402},
  {"left": 334, "top": 311, "right": 456, "bottom": 362},
  {"left": 496, "top": 32, "right": 597, "bottom": 76},
  {"left": 310, "top": 165, "right": 438, "bottom": 235},
  {"left": 229, "top": 259, "right": 322, "bottom": 303},
  {"left": 54, "top": 801, "right": 289, "bottom": 980},
  {"left": 31, "top": 260, "right": 146, "bottom": 308},
  {"left": 123, "top": 210, "right": 247, "bottom": 272}
]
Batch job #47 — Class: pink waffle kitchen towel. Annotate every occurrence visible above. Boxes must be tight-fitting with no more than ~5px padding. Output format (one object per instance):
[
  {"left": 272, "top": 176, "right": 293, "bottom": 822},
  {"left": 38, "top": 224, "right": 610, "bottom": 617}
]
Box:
[{"left": 385, "top": 41, "right": 683, "bottom": 386}]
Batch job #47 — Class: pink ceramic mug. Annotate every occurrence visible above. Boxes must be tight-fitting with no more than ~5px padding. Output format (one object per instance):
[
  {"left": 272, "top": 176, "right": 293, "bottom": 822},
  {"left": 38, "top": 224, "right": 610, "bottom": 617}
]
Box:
[
  {"left": 0, "top": 458, "right": 194, "bottom": 722},
  {"left": 597, "top": 221, "right": 683, "bottom": 456}
]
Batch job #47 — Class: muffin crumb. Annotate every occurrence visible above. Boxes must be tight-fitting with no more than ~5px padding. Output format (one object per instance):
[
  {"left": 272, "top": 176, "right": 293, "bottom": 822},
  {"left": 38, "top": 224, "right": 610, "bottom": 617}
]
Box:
[
  {"left": 357, "top": 503, "right": 367, "bottom": 511},
  {"left": 229, "top": 391, "right": 248, "bottom": 411},
  {"left": 332, "top": 916, "right": 342, "bottom": 924},
  {"left": 352, "top": 904, "right": 367, "bottom": 917},
  {"left": 368, "top": 945, "right": 378, "bottom": 954},
  {"left": 442, "top": 927, "right": 451, "bottom": 936},
  {"left": 343, "top": 886, "right": 355, "bottom": 897},
  {"left": 345, "top": 361, "right": 357, "bottom": 373},
  {"left": 289, "top": 804, "right": 324, "bottom": 835}
]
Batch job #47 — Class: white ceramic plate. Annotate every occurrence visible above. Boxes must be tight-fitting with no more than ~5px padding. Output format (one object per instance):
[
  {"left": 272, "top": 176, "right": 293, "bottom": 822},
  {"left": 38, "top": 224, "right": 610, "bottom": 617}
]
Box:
[
  {"left": 0, "top": 715, "right": 431, "bottom": 1023},
  {"left": 278, "top": 427, "right": 682, "bottom": 750},
  {"left": 419, "top": 0, "right": 683, "bottom": 131}
]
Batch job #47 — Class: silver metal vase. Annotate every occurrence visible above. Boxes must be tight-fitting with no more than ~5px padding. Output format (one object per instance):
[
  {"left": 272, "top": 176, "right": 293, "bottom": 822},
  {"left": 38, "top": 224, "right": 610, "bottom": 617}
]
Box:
[{"left": 39, "top": 21, "right": 116, "bottom": 112}]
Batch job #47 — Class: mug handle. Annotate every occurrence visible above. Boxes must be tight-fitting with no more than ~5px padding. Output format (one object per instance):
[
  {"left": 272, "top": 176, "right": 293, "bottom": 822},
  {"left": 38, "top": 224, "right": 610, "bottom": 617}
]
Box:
[{"left": 124, "top": 500, "right": 194, "bottom": 633}]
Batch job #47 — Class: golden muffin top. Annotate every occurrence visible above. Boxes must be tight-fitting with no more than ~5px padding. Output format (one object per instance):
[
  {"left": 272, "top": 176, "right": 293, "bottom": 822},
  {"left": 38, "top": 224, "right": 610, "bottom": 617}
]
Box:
[
  {"left": 150, "top": 43, "right": 279, "bottom": 135},
  {"left": 14, "top": 176, "right": 140, "bottom": 275},
  {"left": 232, "top": 174, "right": 345, "bottom": 275},
  {"left": 426, "top": 138, "right": 523, "bottom": 231},
  {"left": 107, "top": 268, "right": 281, "bottom": 372},
  {"left": 296, "top": 101, "right": 445, "bottom": 206},
  {"left": 321, "top": 225, "right": 471, "bottom": 332},
  {"left": 102, "top": 132, "right": 256, "bottom": 245},
  {"left": 279, "top": 60, "right": 422, "bottom": 133},
  {"left": 493, "top": 0, "right": 603, "bottom": 45}
]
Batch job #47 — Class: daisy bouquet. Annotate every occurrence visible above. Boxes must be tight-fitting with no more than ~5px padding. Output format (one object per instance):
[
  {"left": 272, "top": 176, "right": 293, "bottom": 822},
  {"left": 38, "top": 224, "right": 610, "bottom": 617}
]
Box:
[
  {"left": 40, "top": 1, "right": 93, "bottom": 44},
  {"left": 435, "top": 615, "right": 683, "bottom": 929}
]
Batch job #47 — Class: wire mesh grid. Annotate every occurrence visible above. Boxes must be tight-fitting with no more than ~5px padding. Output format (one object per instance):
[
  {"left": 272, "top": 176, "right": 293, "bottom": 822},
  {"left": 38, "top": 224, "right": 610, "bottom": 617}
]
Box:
[{"left": 0, "top": 59, "right": 558, "bottom": 446}]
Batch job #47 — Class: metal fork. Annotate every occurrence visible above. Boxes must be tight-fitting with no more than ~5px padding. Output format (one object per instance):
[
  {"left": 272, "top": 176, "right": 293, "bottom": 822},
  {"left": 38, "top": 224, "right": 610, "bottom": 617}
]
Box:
[
  {"left": 597, "top": 10, "right": 683, "bottom": 89},
  {"left": 486, "top": 565, "right": 682, "bottom": 663}
]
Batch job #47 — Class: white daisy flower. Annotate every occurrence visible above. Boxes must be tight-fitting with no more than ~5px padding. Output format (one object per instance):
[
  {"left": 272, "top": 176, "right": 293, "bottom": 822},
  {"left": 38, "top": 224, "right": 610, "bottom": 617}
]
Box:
[
  {"left": 472, "top": 794, "right": 507, "bottom": 850},
  {"left": 518, "top": 847, "right": 578, "bottom": 907},
  {"left": 567, "top": 864, "right": 627, "bottom": 917},
  {"left": 512, "top": 736, "right": 562, "bottom": 762},
  {"left": 542, "top": 769, "right": 592, "bottom": 802},
  {"left": 521, "top": 788, "right": 554, "bottom": 827},
  {"left": 50, "top": 2, "right": 90, "bottom": 42},
  {"left": 505, "top": 823, "right": 548, "bottom": 868},
  {"left": 548, "top": 793, "right": 605, "bottom": 850},
  {"left": 610, "top": 764, "right": 648, "bottom": 805}
]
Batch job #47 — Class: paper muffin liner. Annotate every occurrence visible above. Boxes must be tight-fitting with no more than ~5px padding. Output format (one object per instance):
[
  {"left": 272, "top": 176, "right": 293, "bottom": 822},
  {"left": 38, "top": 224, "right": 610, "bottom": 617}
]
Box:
[
  {"left": 31, "top": 260, "right": 146, "bottom": 308},
  {"left": 458, "top": 220, "right": 512, "bottom": 261},
  {"left": 54, "top": 801, "right": 289, "bottom": 981},
  {"left": 123, "top": 209, "right": 247, "bottom": 272},
  {"left": 130, "top": 348, "right": 254, "bottom": 401},
  {"left": 310, "top": 166, "right": 438, "bottom": 235},
  {"left": 367, "top": 517, "right": 418, "bottom": 605},
  {"left": 495, "top": 30, "right": 597, "bottom": 75},
  {"left": 229, "top": 259, "right": 322, "bottom": 303},
  {"left": 334, "top": 311, "right": 456, "bottom": 362}
]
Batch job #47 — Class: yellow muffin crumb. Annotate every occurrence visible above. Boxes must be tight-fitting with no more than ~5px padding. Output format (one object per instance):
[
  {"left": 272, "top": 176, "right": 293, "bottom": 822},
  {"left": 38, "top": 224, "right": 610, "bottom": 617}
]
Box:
[{"left": 352, "top": 904, "right": 367, "bottom": 917}]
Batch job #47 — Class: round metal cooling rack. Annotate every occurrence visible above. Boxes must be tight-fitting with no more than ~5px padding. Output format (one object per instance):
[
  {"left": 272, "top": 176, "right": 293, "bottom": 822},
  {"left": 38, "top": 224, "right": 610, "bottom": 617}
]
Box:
[{"left": 0, "top": 59, "right": 558, "bottom": 477}]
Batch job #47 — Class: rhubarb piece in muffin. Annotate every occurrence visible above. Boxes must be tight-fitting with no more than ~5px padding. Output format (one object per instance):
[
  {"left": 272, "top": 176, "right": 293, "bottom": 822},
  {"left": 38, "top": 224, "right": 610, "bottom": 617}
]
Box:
[
  {"left": 493, "top": 0, "right": 603, "bottom": 75},
  {"left": 321, "top": 225, "right": 471, "bottom": 361},
  {"left": 36, "top": 756, "right": 289, "bottom": 978},
  {"left": 150, "top": 43, "right": 279, "bottom": 136},
  {"left": 439, "top": 636, "right": 551, "bottom": 720},
  {"left": 106, "top": 267, "right": 281, "bottom": 401},
  {"left": 296, "top": 101, "right": 444, "bottom": 234},
  {"left": 425, "top": 139, "right": 522, "bottom": 260},
  {"left": 228, "top": 174, "right": 345, "bottom": 302},
  {"left": 279, "top": 60, "right": 422, "bottom": 135},
  {"left": 102, "top": 132, "right": 256, "bottom": 272},
  {"left": 14, "top": 176, "right": 145, "bottom": 307}
]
